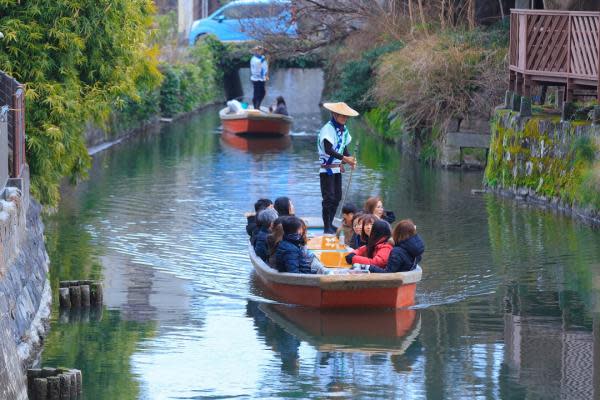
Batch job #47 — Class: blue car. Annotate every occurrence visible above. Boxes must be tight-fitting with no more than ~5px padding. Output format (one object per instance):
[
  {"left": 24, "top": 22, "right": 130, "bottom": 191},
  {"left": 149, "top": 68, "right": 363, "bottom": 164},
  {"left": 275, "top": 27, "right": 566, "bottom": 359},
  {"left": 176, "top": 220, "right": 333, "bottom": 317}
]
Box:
[{"left": 189, "top": 0, "right": 297, "bottom": 45}]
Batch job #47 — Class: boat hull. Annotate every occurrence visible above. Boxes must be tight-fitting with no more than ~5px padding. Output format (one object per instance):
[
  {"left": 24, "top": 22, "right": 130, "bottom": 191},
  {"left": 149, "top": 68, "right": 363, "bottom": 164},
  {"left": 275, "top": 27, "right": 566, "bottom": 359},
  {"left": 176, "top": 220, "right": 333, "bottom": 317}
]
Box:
[
  {"left": 220, "top": 108, "right": 292, "bottom": 136},
  {"left": 249, "top": 243, "right": 421, "bottom": 309}
]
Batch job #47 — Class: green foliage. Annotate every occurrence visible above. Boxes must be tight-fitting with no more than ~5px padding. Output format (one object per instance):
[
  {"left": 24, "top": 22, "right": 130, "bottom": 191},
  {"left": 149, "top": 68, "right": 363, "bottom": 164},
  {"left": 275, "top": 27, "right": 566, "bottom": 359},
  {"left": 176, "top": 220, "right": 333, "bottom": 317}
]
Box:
[
  {"left": 0, "top": 0, "right": 161, "bottom": 205},
  {"left": 334, "top": 42, "right": 403, "bottom": 112},
  {"left": 577, "top": 162, "right": 600, "bottom": 210},
  {"left": 159, "top": 39, "right": 221, "bottom": 118},
  {"left": 363, "top": 105, "right": 405, "bottom": 143},
  {"left": 159, "top": 65, "right": 183, "bottom": 118}
]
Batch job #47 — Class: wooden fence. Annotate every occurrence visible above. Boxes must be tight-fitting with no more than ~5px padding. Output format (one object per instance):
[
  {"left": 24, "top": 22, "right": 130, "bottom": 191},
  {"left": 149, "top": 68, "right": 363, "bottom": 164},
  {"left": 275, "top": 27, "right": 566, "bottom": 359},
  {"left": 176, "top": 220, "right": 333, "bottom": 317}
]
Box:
[{"left": 509, "top": 9, "right": 600, "bottom": 101}]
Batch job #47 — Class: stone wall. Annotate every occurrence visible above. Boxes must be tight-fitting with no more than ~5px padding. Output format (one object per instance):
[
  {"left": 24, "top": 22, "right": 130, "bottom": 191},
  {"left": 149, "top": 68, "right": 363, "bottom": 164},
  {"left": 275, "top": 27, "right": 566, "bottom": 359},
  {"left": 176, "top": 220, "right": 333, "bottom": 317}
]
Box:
[
  {"left": 484, "top": 110, "right": 600, "bottom": 222},
  {"left": 0, "top": 167, "right": 51, "bottom": 400}
]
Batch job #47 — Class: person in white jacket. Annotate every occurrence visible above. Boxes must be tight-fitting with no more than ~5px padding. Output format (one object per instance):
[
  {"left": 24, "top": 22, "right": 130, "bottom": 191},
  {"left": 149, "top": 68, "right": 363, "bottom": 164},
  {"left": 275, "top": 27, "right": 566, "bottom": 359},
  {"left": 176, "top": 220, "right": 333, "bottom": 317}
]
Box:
[{"left": 250, "top": 45, "right": 269, "bottom": 110}]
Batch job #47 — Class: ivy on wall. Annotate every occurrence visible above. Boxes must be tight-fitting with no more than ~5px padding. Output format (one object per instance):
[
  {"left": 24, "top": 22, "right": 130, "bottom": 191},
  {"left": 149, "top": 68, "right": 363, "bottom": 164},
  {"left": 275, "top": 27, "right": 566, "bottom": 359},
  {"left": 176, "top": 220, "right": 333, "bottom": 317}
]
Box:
[{"left": 484, "top": 110, "right": 600, "bottom": 210}]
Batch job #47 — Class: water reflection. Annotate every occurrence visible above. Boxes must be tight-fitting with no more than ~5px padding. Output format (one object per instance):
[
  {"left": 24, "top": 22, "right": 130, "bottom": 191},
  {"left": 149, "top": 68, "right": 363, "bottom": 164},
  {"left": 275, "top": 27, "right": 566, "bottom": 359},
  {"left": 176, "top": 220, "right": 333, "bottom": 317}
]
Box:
[
  {"left": 251, "top": 302, "right": 421, "bottom": 354},
  {"left": 38, "top": 107, "right": 600, "bottom": 399},
  {"left": 42, "top": 308, "right": 156, "bottom": 400},
  {"left": 220, "top": 130, "right": 292, "bottom": 153}
]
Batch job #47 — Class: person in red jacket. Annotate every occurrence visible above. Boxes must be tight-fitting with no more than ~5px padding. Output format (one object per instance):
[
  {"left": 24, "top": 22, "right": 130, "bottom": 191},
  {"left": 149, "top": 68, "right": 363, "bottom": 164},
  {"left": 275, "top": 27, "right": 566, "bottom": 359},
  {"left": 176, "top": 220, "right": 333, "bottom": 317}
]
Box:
[{"left": 344, "top": 220, "right": 392, "bottom": 268}]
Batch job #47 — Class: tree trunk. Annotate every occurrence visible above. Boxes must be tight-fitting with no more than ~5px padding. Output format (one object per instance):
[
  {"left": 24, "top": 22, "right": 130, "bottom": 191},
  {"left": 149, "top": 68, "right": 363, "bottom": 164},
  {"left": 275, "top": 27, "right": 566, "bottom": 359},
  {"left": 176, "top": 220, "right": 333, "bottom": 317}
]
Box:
[{"left": 408, "top": 0, "right": 415, "bottom": 32}]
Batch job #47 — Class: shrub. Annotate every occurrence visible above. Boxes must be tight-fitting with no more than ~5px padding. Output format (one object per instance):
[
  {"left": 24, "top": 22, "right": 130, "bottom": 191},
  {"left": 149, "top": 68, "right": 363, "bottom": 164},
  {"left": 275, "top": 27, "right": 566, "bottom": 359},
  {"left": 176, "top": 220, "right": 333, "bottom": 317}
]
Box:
[
  {"left": 159, "top": 38, "right": 221, "bottom": 117},
  {"left": 0, "top": 0, "right": 161, "bottom": 205},
  {"left": 375, "top": 32, "right": 506, "bottom": 133},
  {"left": 334, "top": 42, "right": 403, "bottom": 112}
]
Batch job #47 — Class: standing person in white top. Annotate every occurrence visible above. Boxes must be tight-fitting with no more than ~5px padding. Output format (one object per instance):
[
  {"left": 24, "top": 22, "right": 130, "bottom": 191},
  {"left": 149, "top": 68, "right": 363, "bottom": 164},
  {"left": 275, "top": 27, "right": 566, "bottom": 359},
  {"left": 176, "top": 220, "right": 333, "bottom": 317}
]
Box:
[
  {"left": 250, "top": 45, "right": 269, "bottom": 110},
  {"left": 317, "top": 102, "right": 359, "bottom": 234}
]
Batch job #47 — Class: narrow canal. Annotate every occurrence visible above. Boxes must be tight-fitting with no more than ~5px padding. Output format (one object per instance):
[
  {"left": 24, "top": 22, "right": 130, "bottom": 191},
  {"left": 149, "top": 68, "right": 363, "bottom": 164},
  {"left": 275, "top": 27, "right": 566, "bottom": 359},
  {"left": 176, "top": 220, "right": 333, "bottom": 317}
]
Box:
[{"left": 42, "top": 105, "right": 600, "bottom": 398}]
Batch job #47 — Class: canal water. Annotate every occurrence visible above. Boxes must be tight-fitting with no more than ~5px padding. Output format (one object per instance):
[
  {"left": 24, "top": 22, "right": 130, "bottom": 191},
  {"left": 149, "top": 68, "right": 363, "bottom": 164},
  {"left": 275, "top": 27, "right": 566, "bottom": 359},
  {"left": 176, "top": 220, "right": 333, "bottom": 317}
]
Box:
[{"left": 41, "top": 106, "right": 600, "bottom": 399}]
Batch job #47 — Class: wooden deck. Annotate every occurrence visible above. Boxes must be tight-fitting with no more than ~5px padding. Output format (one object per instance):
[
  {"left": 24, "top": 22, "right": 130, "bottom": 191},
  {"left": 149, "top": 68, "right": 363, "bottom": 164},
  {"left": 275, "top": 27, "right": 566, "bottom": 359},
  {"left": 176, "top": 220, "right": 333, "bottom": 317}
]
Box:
[{"left": 510, "top": 9, "right": 600, "bottom": 101}]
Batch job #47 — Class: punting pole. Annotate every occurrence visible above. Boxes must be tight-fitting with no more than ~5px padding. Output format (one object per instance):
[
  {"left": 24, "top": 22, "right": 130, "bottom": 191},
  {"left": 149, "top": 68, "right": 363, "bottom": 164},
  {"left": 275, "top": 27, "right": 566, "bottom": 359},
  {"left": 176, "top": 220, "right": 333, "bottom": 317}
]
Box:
[{"left": 333, "top": 140, "right": 359, "bottom": 227}]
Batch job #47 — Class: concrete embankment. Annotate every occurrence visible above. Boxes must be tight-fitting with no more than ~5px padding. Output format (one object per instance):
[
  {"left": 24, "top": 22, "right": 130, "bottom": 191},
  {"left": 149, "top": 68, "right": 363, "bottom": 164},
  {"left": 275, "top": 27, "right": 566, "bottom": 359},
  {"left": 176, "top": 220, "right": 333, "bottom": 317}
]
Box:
[{"left": 0, "top": 169, "right": 51, "bottom": 400}]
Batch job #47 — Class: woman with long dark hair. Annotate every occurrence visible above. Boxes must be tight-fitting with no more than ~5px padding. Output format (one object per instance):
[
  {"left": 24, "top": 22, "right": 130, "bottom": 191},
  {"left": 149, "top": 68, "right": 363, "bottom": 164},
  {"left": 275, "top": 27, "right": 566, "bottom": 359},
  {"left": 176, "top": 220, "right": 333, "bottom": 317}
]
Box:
[
  {"left": 274, "top": 197, "right": 295, "bottom": 217},
  {"left": 345, "top": 220, "right": 392, "bottom": 268}
]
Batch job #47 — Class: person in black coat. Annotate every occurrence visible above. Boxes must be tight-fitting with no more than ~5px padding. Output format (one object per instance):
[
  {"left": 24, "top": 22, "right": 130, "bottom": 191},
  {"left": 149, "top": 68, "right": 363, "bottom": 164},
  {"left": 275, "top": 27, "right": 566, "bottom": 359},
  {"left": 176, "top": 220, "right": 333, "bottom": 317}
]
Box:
[
  {"left": 369, "top": 219, "right": 424, "bottom": 273},
  {"left": 246, "top": 198, "right": 273, "bottom": 237},
  {"left": 254, "top": 208, "right": 279, "bottom": 262},
  {"left": 275, "top": 217, "right": 313, "bottom": 274},
  {"left": 274, "top": 196, "right": 295, "bottom": 217}
]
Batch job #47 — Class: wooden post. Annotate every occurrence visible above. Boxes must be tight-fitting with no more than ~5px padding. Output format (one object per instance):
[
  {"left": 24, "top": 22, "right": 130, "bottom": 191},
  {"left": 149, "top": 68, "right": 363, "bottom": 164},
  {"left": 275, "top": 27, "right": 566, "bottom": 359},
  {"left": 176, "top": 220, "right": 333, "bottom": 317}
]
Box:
[
  {"left": 80, "top": 285, "right": 90, "bottom": 307},
  {"left": 90, "top": 282, "right": 103, "bottom": 306},
  {"left": 59, "top": 288, "right": 71, "bottom": 308},
  {"left": 69, "top": 286, "right": 81, "bottom": 308},
  {"left": 47, "top": 376, "right": 60, "bottom": 400},
  {"left": 59, "top": 373, "right": 71, "bottom": 400},
  {"left": 27, "top": 369, "right": 41, "bottom": 398},
  {"left": 33, "top": 378, "right": 47, "bottom": 400}
]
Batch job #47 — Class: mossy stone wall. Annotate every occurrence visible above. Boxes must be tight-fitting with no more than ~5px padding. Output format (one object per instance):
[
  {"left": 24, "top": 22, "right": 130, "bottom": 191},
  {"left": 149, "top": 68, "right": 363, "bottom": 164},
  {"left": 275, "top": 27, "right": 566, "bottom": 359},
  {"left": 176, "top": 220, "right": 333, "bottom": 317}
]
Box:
[{"left": 485, "top": 109, "right": 600, "bottom": 220}]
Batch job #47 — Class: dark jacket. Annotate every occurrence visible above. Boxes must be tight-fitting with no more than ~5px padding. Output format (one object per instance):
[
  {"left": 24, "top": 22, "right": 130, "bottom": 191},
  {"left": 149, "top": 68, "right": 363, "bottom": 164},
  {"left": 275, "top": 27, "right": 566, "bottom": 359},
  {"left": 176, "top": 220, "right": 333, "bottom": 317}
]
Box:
[
  {"left": 349, "top": 233, "right": 364, "bottom": 250},
  {"left": 275, "top": 233, "right": 313, "bottom": 274},
  {"left": 382, "top": 210, "right": 396, "bottom": 224},
  {"left": 370, "top": 234, "right": 424, "bottom": 273},
  {"left": 253, "top": 227, "right": 270, "bottom": 262},
  {"left": 246, "top": 215, "right": 257, "bottom": 237}
]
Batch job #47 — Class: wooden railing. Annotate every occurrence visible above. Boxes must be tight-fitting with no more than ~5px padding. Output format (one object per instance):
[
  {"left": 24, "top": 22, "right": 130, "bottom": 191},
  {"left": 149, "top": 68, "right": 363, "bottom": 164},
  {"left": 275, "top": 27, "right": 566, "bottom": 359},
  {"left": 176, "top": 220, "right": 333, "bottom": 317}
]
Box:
[{"left": 510, "top": 9, "right": 600, "bottom": 100}]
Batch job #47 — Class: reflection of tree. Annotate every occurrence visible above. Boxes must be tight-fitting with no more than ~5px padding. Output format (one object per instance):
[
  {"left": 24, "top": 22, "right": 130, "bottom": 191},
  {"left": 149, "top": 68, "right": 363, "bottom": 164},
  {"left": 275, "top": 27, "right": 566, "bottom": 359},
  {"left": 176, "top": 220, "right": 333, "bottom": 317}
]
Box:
[{"left": 42, "top": 309, "right": 156, "bottom": 400}]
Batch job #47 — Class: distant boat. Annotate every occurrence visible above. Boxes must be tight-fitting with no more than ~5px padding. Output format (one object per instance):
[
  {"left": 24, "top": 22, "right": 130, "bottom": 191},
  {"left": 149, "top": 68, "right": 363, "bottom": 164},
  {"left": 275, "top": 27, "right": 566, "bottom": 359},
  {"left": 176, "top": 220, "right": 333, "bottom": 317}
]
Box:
[
  {"left": 249, "top": 217, "right": 422, "bottom": 309},
  {"left": 220, "top": 107, "right": 292, "bottom": 136}
]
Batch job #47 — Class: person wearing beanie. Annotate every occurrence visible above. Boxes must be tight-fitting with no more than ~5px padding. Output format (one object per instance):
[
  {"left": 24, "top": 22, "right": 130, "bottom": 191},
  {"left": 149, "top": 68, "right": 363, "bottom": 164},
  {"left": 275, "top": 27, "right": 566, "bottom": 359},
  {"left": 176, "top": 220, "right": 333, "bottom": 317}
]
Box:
[{"left": 253, "top": 208, "right": 279, "bottom": 262}]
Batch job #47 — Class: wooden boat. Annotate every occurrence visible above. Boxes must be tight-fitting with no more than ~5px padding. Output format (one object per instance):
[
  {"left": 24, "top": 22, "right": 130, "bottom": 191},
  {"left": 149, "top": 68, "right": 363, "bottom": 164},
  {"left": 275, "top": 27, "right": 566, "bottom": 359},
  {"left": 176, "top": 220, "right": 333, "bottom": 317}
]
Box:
[
  {"left": 257, "top": 303, "right": 421, "bottom": 354},
  {"left": 220, "top": 107, "right": 292, "bottom": 136},
  {"left": 249, "top": 219, "right": 422, "bottom": 308}
]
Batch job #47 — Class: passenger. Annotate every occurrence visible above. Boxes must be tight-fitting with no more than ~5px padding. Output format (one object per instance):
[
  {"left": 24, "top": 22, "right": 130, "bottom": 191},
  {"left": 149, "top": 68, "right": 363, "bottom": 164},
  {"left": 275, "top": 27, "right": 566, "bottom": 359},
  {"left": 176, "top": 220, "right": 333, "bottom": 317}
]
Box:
[
  {"left": 349, "top": 212, "right": 365, "bottom": 249},
  {"left": 370, "top": 219, "right": 424, "bottom": 273},
  {"left": 364, "top": 196, "right": 396, "bottom": 224},
  {"left": 359, "top": 214, "right": 377, "bottom": 246},
  {"left": 275, "top": 216, "right": 314, "bottom": 274},
  {"left": 253, "top": 208, "right": 279, "bottom": 262},
  {"left": 271, "top": 96, "right": 289, "bottom": 116},
  {"left": 336, "top": 203, "right": 357, "bottom": 246},
  {"left": 246, "top": 198, "right": 273, "bottom": 237},
  {"left": 267, "top": 216, "right": 287, "bottom": 267},
  {"left": 345, "top": 219, "right": 393, "bottom": 268},
  {"left": 274, "top": 196, "right": 295, "bottom": 217}
]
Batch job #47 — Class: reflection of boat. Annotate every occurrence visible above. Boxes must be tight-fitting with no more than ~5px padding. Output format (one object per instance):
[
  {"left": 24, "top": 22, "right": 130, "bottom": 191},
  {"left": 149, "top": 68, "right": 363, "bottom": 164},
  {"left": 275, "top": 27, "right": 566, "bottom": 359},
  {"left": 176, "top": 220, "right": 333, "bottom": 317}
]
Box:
[
  {"left": 219, "top": 107, "right": 292, "bottom": 136},
  {"left": 258, "top": 303, "right": 421, "bottom": 354},
  {"left": 248, "top": 229, "right": 422, "bottom": 308},
  {"left": 220, "top": 130, "right": 291, "bottom": 152}
]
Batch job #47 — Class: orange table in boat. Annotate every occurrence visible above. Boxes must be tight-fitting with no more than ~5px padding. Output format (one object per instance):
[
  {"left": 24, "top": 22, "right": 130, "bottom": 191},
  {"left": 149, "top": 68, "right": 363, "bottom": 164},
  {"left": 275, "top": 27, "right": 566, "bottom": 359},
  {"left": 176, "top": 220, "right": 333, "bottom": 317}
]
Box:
[
  {"left": 313, "top": 251, "right": 351, "bottom": 268},
  {"left": 307, "top": 236, "right": 348, "bottom": 251}
]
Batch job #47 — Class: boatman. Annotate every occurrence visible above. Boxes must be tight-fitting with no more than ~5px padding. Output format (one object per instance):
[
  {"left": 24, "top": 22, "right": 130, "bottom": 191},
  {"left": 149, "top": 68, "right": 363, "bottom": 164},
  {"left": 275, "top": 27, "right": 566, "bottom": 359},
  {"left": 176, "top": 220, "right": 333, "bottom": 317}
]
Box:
[
  {"left": 318, "top": 102, "right": 359, "bottom": 234},
  {"left": 250, "top": 45, "right": 269, "bottom": 110}
]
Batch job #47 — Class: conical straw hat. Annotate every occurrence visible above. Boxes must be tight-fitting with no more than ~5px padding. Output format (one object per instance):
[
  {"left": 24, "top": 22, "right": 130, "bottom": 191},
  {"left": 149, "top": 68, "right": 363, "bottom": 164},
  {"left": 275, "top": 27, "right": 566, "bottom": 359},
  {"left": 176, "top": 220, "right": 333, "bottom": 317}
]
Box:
[{"left": 322, "top": 102, "right": 359, "bottom": 117}]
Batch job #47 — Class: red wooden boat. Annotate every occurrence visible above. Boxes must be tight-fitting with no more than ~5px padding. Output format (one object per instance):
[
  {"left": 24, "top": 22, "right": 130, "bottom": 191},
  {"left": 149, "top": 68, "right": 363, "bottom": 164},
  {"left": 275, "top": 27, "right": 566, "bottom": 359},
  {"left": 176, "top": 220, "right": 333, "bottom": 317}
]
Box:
[
  {"left": 220, "top": 107, "right": 292, "bottom": 136},
  {"left": 249, "top": 220, "right": 422, "bottom": 308}
]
